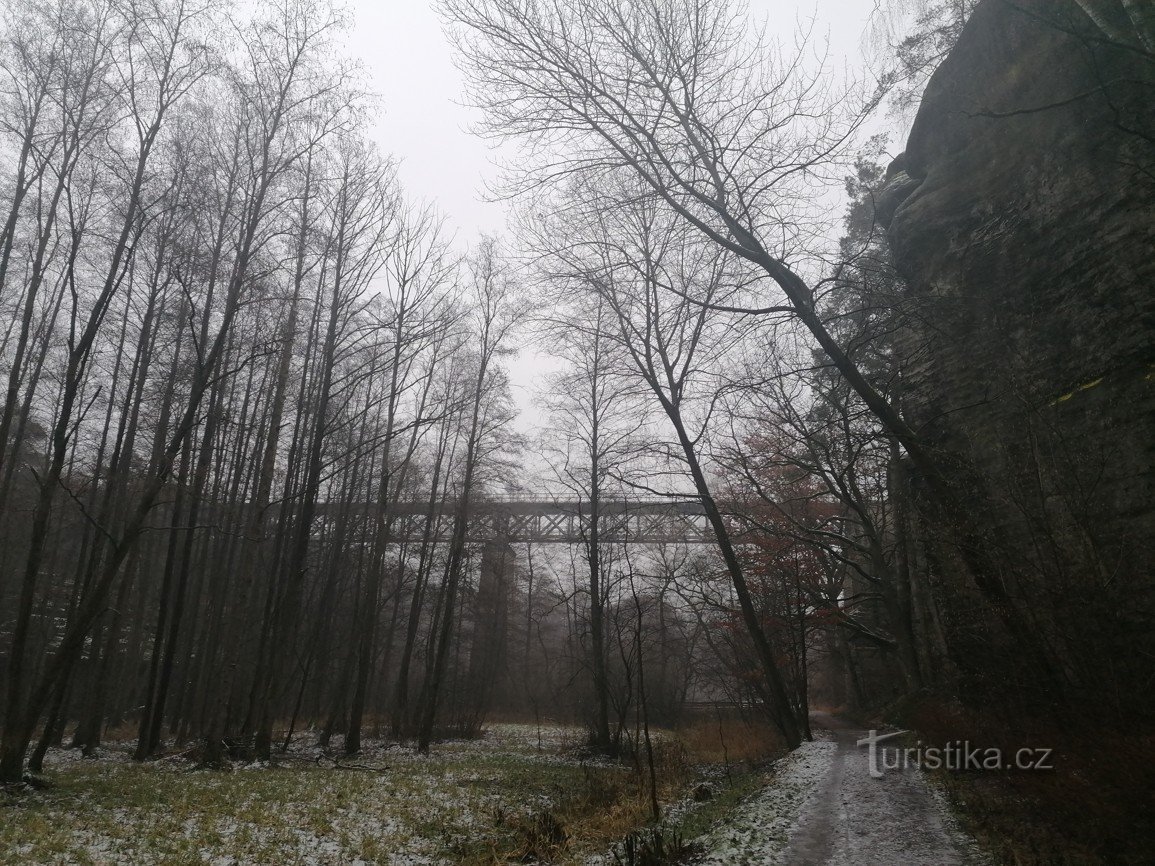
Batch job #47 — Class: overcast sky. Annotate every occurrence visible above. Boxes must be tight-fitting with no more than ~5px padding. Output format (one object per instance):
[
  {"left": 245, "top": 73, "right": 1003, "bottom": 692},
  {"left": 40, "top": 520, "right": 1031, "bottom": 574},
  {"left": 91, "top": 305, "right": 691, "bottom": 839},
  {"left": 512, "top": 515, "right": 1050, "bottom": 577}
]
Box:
[
  {"left": 347, "top": 0, "right": 880, "bottom": 239},
  {"left": 339, "top": 0, "right": 885, "bottom": 436}
]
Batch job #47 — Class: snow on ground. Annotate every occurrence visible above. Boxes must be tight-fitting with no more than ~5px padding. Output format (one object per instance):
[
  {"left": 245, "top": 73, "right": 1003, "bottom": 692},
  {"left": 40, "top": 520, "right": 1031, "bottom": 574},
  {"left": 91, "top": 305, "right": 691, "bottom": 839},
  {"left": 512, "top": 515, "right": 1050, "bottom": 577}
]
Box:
[
  {"left": 9, "top": 719, "right": 990, "bottom": 865},
  {"left": 690, "top": 715, "right": 990, "bottom": 866},
  {"left": 12, "top": 722, "right": 724, "bottom": 865},
  {"left": 6, "top": 725, "right": 621, "bottom": 865},
  {"left": 690, "top": 740, "right": 838, "bottom": 865}
]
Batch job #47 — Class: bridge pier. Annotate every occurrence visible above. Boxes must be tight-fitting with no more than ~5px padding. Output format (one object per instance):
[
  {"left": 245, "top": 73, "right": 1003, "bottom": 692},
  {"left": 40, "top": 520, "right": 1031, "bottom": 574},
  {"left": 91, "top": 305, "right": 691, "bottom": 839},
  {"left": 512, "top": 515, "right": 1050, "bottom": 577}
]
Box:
[{"left": 463, "top": 539, "right": 516, "bottom": 723}]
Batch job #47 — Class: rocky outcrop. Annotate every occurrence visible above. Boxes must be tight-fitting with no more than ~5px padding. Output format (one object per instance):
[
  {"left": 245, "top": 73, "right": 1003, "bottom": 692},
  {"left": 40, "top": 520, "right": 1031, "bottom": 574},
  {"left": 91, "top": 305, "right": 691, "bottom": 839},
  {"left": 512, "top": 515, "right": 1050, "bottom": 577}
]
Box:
[{"left": 883, "top": 0, "right": 1155, "bottom": 711}]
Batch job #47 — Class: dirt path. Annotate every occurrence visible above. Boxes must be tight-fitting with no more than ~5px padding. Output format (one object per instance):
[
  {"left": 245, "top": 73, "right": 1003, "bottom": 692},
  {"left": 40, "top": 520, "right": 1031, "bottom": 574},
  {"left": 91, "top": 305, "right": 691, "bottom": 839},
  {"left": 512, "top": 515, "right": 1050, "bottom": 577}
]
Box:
[{"left": 779, "top": 712, "right": 981, "bottom": 866}]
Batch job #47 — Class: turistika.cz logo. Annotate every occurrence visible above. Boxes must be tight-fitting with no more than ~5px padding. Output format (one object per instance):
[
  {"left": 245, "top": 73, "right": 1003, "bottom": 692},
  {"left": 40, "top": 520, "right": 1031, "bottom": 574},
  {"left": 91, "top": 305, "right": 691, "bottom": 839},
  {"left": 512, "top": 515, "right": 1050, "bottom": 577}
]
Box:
[{"left": 856, "top": 730, "right": 1054, "bottom": 779}]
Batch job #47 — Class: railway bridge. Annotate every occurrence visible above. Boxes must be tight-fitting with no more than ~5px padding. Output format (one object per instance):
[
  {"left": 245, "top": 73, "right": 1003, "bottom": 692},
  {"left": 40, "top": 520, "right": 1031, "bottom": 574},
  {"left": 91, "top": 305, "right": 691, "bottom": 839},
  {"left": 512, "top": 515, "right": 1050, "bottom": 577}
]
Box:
[
  {"left": 311, "top": 496, "right": 719, "bottom": 702},
  {"left": 313, "top": 495, "right": 715, "bottom": 545}
]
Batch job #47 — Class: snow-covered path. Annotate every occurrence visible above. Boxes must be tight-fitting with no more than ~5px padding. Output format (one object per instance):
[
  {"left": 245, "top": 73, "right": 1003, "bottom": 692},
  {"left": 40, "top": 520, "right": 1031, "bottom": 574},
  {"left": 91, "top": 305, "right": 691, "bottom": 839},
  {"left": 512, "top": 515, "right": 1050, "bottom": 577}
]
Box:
[
  {"left": 695, "top": 713, "right": 987, "bottom": 865},
  {"left": 781, "top": 713, "right": 983, "bottom": 865}
]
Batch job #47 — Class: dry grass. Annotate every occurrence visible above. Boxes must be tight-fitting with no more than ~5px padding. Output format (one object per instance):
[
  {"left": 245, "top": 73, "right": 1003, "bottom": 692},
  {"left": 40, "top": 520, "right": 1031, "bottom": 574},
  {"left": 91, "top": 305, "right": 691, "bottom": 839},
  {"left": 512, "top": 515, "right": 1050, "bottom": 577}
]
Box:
[
  {"left": 461, "top": 717, "right": 783, "bottom": 864},
  {"left": 675, "top": 714, "right": 784, "bottom": 766}
]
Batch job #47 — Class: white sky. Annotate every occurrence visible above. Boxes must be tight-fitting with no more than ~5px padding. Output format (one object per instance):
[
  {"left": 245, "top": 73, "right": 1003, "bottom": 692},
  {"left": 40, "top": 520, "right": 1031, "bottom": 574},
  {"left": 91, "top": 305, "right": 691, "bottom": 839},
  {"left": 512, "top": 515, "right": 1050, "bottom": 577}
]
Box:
[{"left": 340, "top": 0, "right": 885, "bottom": 436}]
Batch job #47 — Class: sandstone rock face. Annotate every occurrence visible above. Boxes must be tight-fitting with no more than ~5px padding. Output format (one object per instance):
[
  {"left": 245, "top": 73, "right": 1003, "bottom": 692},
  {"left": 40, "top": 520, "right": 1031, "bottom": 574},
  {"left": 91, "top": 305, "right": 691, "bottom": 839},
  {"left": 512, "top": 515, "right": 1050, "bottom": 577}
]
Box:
[{"left": 884, "top": 0, "right": 1154, "bottom": 708}]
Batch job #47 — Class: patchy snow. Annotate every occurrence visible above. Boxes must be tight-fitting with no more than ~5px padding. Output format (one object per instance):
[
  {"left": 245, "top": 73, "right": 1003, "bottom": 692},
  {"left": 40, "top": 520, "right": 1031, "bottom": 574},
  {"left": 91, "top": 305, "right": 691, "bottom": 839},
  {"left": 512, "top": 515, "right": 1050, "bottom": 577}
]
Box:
[
  {"left": 690, "top": 740, "right": 838, "bottom": 865},
  {"left": 4, "top": 724, "right": 636, "bottom": 865},
  {"left": 11, "top": 720, "right": 991, "bottom": 865}
]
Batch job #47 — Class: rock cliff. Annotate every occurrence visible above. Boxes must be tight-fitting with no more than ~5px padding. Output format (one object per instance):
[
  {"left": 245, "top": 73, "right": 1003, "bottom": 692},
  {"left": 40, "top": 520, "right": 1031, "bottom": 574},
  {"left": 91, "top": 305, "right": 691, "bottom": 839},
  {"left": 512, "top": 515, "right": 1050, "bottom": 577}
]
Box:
[{"left": 883, "top": 0, "right": 1155, "bottom": 709}]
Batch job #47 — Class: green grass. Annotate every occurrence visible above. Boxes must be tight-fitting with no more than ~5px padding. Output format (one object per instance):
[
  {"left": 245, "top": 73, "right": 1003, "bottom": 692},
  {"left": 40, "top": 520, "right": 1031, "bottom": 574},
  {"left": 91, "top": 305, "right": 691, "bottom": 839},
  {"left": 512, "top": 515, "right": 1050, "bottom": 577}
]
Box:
[
  {"left": 669, "top": 769, "right": 767, "bottom": 842},
  {"left": 0, "top": 724, "right": 779, "bottom": 865}
]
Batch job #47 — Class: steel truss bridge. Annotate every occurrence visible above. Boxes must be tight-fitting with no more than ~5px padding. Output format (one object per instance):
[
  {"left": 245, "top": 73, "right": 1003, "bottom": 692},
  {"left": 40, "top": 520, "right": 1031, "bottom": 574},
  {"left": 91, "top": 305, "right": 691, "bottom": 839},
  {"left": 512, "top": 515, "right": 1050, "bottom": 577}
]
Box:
[{"left": 314, "top": 496, "right": 713, "bottom": 545}]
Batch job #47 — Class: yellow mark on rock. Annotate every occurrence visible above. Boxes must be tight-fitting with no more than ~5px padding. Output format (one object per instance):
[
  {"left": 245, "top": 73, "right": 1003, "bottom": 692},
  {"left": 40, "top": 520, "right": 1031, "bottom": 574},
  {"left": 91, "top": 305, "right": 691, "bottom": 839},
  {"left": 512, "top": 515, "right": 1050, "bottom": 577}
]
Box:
[{"left": 1053, "top": 376, "right": 1103, "bottom": 405}]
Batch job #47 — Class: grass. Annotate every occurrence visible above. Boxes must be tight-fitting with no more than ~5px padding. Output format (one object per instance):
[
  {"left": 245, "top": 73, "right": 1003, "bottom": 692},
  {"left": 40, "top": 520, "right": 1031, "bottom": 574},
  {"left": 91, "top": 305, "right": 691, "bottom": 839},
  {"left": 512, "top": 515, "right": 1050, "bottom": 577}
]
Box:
[{"left": 0, "top": 719, "right": 786, "bottom": 865}]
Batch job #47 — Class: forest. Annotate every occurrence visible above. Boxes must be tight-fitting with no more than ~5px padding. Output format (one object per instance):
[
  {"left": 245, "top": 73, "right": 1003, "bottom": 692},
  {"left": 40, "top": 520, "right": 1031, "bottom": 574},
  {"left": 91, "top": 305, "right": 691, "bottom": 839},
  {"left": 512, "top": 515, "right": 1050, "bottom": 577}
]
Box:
[{"left": 0, "top": 0, "right": 1151, "bottom": 864}]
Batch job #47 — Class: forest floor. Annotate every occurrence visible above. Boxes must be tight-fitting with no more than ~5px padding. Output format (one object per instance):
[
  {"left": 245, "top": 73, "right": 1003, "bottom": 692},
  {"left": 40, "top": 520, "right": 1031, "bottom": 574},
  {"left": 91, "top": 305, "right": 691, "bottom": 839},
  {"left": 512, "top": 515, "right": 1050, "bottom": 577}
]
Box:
[
  {"left": 0, "top": 722, "right": 768, "bottom": 865},
  {"left": 0, "top": 717, "right": 988, "bottom": 865}
]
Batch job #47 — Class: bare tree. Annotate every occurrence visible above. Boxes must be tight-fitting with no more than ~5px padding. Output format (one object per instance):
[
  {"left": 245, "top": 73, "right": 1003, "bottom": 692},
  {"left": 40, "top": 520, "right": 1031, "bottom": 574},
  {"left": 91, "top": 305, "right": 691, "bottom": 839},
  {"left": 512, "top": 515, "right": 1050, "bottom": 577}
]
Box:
[
  {"left": 437, "top": 0, "right": 919, "bottom": 472},
  {"left": 0, "top": 0, "right": 367, "bottom": 784},
  {"left": 535, "top": 294, "right": 648, "bottom": 754},
  {"left": 526, "top": 175, "right": 803, "bottom": 746},
  {"left": 0, "top": 0, "right": 219, "bottom": 785},
  {"left": 442, "top": 0, "right": 1075, "bottom": 701},
  {"left": 343, "top": 200, "right": 458, "bottom": 755},
  {"left": 415, "top": 238, "right": 523, "bottom": 753}
]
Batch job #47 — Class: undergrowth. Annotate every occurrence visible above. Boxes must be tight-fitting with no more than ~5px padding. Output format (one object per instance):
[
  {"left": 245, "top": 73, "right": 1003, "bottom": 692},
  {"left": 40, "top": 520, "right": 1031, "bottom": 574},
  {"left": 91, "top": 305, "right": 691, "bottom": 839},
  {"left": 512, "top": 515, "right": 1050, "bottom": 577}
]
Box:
[
  {"left": 904, "top": 699, "right": 1155, "bottom": 865},
  {"left": 0, "top": 718, "right": 783, "bottom": 865}
]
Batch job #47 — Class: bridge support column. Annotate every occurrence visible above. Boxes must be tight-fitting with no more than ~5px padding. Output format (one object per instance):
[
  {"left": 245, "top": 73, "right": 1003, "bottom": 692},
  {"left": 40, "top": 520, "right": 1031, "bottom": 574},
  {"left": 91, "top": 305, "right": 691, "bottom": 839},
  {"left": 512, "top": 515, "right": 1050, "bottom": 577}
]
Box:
[{"left": 464, "top": 540, "right": 516, "bottom": 727}]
